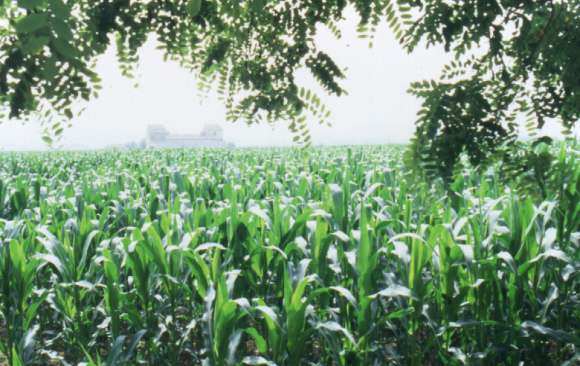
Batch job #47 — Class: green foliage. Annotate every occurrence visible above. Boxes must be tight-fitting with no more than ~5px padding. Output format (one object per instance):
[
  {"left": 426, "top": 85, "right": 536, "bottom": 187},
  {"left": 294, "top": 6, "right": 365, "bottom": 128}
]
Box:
[
  {"left": 0, "top": 0, "right": 361, "bottom": 145},
  {"left": 405, "top": 0, "right": 580, "bottom": 176},
  {"left": 0, "top": 145, "right": 578, "bottom": 365},
  {"left": 2, "top": 1, "right": 577, "bottom": 164}
]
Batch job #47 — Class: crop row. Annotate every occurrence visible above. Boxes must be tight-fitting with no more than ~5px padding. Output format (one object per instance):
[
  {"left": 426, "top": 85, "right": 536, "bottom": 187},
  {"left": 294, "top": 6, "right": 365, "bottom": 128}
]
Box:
[{"left": 0, "top": 146, "right": 578, "bottom": 365}]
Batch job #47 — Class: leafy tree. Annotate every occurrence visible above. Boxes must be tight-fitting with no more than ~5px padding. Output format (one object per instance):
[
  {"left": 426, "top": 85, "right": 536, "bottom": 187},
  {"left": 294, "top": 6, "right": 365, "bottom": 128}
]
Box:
[
  {"left": 404, "top": 0, "right": 580, "bottom": 178},
  {"left": 0, "top": 0, "right": 578, "bottom": 174}
]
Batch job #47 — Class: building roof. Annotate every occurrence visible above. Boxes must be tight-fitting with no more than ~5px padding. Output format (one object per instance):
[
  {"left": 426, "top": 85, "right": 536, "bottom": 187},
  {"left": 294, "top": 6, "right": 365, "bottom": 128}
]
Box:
[{"left": 146, "top": 124, "right": 229, "bottom": 148}]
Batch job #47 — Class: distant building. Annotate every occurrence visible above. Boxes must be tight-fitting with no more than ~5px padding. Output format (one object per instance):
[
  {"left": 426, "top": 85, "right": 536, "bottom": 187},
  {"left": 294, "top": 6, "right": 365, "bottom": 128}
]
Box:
[{"left": 146, "top": 124, "right": 232, "bottom": 148}]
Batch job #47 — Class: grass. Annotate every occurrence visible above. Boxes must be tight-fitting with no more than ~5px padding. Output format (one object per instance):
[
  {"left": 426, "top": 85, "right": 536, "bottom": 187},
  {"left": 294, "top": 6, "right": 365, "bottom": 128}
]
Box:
[{"left": 0, "top": 145, "right": 578, "bottom": 365}]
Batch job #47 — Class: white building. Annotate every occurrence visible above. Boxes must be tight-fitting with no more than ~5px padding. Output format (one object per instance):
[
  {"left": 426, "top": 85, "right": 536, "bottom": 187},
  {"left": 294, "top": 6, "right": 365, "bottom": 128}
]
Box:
[{"left": 146, "top": 124, "right": 231, "bottom": 148}]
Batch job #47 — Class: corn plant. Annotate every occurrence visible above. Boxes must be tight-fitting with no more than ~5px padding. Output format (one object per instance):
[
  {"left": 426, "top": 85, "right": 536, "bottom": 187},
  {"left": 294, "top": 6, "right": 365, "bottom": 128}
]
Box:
[{"left": 0, "top": 145, "right": 577, "bottom": 365}]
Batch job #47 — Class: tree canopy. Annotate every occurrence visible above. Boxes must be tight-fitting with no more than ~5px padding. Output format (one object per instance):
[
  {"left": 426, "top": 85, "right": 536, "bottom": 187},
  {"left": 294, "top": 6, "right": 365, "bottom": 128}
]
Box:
[{"left": 1, "top": 0, "right": 579, "bottom": 174}]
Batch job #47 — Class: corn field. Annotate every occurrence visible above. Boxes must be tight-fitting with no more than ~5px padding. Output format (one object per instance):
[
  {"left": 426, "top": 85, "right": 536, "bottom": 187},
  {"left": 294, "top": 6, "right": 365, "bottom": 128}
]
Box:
[{"left": 0, "top": 146, "right": 578, "bottom": 365}]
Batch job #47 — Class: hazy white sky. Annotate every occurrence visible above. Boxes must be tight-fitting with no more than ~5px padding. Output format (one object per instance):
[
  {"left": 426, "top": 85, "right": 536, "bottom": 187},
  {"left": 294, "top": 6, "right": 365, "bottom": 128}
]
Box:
[{"left": 0, "top": 7, "right": 570, "bottom": 150}]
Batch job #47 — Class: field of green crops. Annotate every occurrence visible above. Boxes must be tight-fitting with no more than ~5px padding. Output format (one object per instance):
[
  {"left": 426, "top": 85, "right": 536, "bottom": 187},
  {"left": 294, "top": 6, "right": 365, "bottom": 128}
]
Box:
[{"left": 0, "top": 146, "right": 578, "bottom": 365}]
